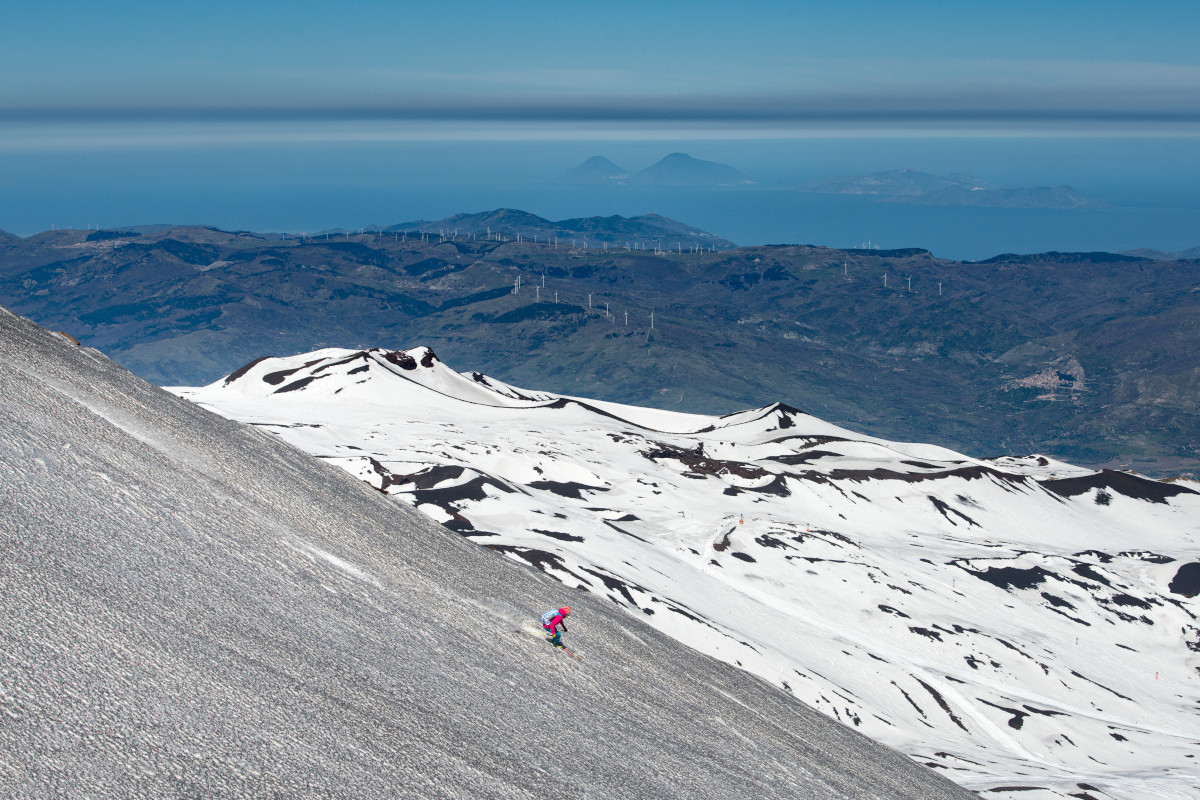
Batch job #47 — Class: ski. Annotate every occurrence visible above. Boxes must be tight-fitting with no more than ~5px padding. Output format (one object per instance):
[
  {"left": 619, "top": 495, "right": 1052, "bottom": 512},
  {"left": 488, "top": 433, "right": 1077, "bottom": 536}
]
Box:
[
  {"left": 544, "top": 634, "right": 579, "bottom": 658},
  {"left": 552, "top": 643, "right": 580, "bottom": 659},
  {"left": 520, "top": 627, "right": 580, "bottom": 659}
]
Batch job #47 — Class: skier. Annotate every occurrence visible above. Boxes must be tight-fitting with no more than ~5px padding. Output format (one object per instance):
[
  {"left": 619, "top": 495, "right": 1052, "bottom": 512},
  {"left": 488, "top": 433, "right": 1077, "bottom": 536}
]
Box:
[{"left": 541, "top": 606, "right": 571, "bottom": 648}]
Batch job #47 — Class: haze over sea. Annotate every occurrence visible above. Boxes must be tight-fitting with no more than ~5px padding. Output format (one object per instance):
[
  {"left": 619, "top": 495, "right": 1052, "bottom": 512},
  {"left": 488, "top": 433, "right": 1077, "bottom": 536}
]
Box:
[
  {"left": 4, "top": 0, "right": 1200, "bottom": 259},
  {"left": 5, "top": 136, "right": 1200, "bottom": 261}
]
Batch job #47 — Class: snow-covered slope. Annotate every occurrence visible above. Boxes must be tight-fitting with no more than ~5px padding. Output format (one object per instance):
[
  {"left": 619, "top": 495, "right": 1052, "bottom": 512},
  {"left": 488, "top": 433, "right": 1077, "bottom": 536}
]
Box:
[
  {"left": 176, "top": 346, "right": 1200, "bottom": 800},
  {"left": 1, "top": 309, "right": 978, "bottom": 799}
]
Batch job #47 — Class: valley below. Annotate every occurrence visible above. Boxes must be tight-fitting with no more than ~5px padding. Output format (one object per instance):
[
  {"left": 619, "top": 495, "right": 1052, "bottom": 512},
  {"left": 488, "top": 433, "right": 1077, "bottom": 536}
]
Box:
[{"left": 2, "top": 215, "right": 1197, "bottom": 476}]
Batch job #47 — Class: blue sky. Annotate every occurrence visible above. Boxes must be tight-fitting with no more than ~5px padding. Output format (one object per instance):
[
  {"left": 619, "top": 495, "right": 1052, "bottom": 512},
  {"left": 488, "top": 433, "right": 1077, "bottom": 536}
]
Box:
[
  {"left": 3, "top": 0, "right": 1198, "bottom": 135},
  {"left": 3, "top": 0, "right": 1200, "bottom": 251}
]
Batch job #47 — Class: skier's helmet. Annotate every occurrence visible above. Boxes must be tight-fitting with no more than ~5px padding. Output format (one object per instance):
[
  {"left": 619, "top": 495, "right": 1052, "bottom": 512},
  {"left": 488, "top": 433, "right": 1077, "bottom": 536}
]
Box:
[{"left": 560, "top": 606, "right": 571, "bottom": 616}]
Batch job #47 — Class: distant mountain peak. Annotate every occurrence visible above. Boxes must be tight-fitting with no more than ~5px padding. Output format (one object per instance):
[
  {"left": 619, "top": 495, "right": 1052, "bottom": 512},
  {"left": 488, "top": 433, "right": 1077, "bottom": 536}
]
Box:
[
  {"left": 1119, "top": 245, "right": 1200, "bottom": 261},
  {"left": 556, "top": 156, "right": 631, "bottom": 184},
  {"left": 554, "top": 153, "right": 752, "bottom": 187},
  {"left": 631, "top": 153, "right": 754, "bottom": 187}
]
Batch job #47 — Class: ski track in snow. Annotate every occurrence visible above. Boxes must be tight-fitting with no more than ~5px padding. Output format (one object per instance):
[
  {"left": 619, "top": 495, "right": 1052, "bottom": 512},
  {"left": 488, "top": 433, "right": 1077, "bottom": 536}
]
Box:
[{"left": 173, "top": 345, "right": 1200, "bottom": 800}]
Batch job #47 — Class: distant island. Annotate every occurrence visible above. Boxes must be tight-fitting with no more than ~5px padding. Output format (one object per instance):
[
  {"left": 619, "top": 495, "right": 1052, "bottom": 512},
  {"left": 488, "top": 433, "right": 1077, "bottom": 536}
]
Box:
[
  {"left": 796, "top": 169, "right": 1101, "bottom": 209},
  {"left": 556, "top": 156, "right": 630, "bottom": 185},
  {"left": 1120, "top": 245, "right": 1200, "bottom": 261},
  {"left": 555, "top": 153, "right": 754, "bottom": 187}
]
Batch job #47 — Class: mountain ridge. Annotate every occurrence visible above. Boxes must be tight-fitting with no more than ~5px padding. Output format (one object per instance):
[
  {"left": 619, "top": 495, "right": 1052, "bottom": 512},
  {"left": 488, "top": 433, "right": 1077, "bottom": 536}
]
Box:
[
  {"left": 555, "top": 153, "right": 754, "bottom": 186},
  {"left": 1120, "top": 245, "right": 1200, "bottom": 261},
  {"left": 2, "top": 220, "right": 1197, "bottom": 476},
  {"left": 1, "top": 305, "right": 977, "bottom": 799},
  {"left": 630, "top": 152, "right": 754, "bottom": 186},
  {"left": 173, "top": 342, "right": 1200, "bottom": 800},
  {"left": 555, "top": 155, "right": 631, "bottom": 184},
  {"left": 385, "top": 207, "right": 735, "bottom": 248}
]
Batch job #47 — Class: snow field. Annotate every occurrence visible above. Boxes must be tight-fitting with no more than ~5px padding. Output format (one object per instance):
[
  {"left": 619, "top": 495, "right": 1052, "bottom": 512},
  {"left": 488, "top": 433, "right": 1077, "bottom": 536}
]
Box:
[{"left": 175, "top": 345, "right": 1200, "bottom": 800}]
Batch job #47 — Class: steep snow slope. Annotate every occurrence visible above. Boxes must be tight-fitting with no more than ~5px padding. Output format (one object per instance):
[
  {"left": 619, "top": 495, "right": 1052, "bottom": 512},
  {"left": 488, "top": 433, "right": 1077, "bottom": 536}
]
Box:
[
  {"left": 177, "top": 346, "right": 1200, "bottom": 800},
  {"left": 0, "top": 308, "right": 977, "bottom": 799}
]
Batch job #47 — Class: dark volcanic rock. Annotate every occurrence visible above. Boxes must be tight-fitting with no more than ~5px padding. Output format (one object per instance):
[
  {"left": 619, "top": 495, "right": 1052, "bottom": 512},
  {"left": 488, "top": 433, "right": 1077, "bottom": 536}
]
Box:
[
  {"left": 1041, "top": 470, "right": 1198, "bottom": 504},
  {"left": 1169, "top": 562, "right": 1200, "bottom": 598}
]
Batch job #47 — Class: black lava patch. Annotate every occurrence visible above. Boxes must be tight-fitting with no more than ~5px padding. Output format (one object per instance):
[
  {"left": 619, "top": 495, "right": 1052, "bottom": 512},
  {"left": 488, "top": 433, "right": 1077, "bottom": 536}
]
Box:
[
  {"left": 964, "top": 565, "right": 1055, "bottom": 591},
  {"left": 1072, "top": 562, "right": 1112, "bottom": 586},
  {"left": 532, "top": 529, "right": 585, "bottom": 543},
  {"left": 262, "top": 358, "right": 323, "bottom": 385},
  {"left": 1120, "top": 551, "right": 1174, "bottom": 563},
  {"left": 602, "top": 520, "right": 650, "bottom": 543},
  {"left": 1166, "top": 563, "right": 1200, "bottom": 599},
  {"left": 223, "top": 356, "right": 271, "bottom": 385},
  {"left": 770, "top": 450, "right": 839, "bottom": 466},
  {"left": 486, "top": 545, "right": 593, "bottom": 587},
  {"left": 823, "top": 465, "right": 1025, "bottom": 489},
  {"left": 413, "top": 475, "right": 515, "bottom": 506},
  {"left": 527, "top": 480, "right": 609, "bottom": 500},
  {"left": 394, "top": 465, "right": 466, "bottom": 489},
  {"left": 755, "top": 534, "right": 793, "bottom": 549},
  {"left": 313, "top": 352, "right": 369, "bottom": 373},
  {"left": 276, "top": 375, "right": 324, "bottom": 393},
  {"left": 979, "top": 699, "right": 1029, "bottom": 730},
  {"left": 928, "top": 496, "right": 980, "bottom": 527},
  {"left": 1070, "top": 670, "right": 1133, "bottom": 701},
  {"left": 891, "top": 682, "right": 927, "bottom": 719},
  {"left": 1107, "top": 593, "right": 1152, "bottom": 610},
  {"left": 442, "top": 510, "right": 476, "bottom": 533},
  {"left": 363, "top": 458, "right": 407, "bottom": 492},
  {"left": 1169, "top": 562, "right": 1200, "bottom": 598},
  {"left": 641, "top": 441, "right": 769, "bottom": 481},
  {"left": 1041, "top": 469, "right": 1198, "bottom": 504},
  {"left": 746, "top": 475, "right": 791, "bottom": 496},
  {"left": 382, "top": 350, "right": 418, "bottom": 369},
  {"left": 580, "top": 566, "right": 647, "bottom": 607},
  {"left": 915, "top": 679, "right": 968, "bottom": 731},
  {"left": 1041, "top": 592, "right": 1076, "bottom": 610}
]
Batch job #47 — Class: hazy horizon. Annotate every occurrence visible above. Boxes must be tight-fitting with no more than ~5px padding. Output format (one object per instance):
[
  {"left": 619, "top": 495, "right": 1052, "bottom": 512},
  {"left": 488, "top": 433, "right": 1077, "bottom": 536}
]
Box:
[
  {"left": 3, "top": 0, "right": 1199, "bottom": 259},
  {"left": 5, "top": 136, "right": 1200, "bottom": 260}
]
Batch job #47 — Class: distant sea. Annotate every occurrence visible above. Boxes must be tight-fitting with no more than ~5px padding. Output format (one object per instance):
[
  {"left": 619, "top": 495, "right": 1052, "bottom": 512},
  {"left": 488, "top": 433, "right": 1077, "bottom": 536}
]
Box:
[
  {"left": 400, "top": 184, "right": 1200, "bottom": 262},
  {"left": 5, "top": 136, "right": 1200, "bottom": 261}
]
